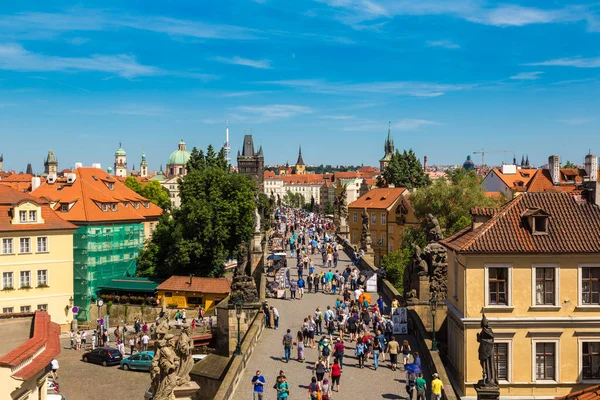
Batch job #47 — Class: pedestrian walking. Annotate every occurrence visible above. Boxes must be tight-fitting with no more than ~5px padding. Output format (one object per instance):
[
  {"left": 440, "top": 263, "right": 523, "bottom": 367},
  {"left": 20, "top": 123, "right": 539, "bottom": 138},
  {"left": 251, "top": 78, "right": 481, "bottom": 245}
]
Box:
[
  {"left": 308, "top": 376, "right": 321, "bottom": 400},
  {"left": 406, "top": 371, "right": 417, "bottom": 400},
  {"left": 355, "top": 335, "right": 366, "bottom": 368},
  {"left": 333, "top": 337, "right": 345, "bottom": 369},
  {"left": 129, "top": 336, "right": 136, "bottom": 355},
  {"left": 416, "top": 372, "right": 427, "bottom": 400},
  {"left": 251, "top": 370, "right": 266, "bottom": 400},
  {"left": 50, "top": 359, "right": 59, "bottom": 380},
  {"left": 387, "top": 335, "right": 400, "bottom": 371},
  {"left": 314, "top": 307, "right": 323, "bottom": 335},
  {"left": 271, "top": 306, "right": 280, "bottom": 329},
  {"left": 373, "top": 336, "right": 382, "bottom": 370},
  {"left": 290, "top": 279, "right": 297, "bottom": 299},
  {"left": 431, "top": 373, "right": 444, "bottom": 400},
  {"left": 401, "top": 340, "right": 412, "bottom": 368},
  {"left": 314, "top": 356, "right": 327, "bottom": 384},
  {"left": 142, "top": 333, "right": 149, "bottom": 351},
  {"left": 296, "top": 331, "right": 305, "bottom": 361},
  {"left": 282, "top": 329, "right": 293, "bottom": 363},
  {"left": 331, "top": 358, "right": 342, "bottom": 392},
  {"left": 276, "top": 375, "right": 290, "bottom": 400}
]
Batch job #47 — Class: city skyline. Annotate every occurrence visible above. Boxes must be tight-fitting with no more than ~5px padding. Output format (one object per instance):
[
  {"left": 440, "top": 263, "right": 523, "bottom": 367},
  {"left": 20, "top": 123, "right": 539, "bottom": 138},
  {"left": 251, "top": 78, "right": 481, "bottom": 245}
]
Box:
[{"left": 1, "top": 1, "right": 599, "bottom": 170}]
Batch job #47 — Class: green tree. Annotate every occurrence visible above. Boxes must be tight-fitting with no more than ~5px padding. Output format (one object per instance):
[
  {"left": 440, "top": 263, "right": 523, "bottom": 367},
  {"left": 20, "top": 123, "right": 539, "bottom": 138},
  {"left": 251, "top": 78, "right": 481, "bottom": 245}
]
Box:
[
  {"left": 324, "top": 201, "right": 334, "bottom": 215},
  {"left": 283, "top": 191, "right": 303, "bottom": 208},
  {"left": 377, "top": 149, "right": 431, "bottom": 189},
  {"left": 411, "top": 169, "right": 497, "bottom": 233},
  {"left": 381, "top": 248, "right": 412, "bottom": 294},
  {"left": 137, "top": 145, "right": 255, "bottom": 278},
  {"left": 563, "top": 160, "right": 577, "bottom": 169},
  {"left": 124, "top": 176, "right": 143, "bottom": 193},
  {"left": 141, "top": 180, "right": 171, "bottom": 210}
]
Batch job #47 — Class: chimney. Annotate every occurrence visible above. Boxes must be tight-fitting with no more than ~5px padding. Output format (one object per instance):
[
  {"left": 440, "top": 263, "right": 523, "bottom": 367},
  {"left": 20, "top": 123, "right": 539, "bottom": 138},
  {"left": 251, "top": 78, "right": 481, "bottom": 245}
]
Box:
[
  {"left": 584, "top": 153, "right": 598, "bottom": 181},
  {"left": 92, "top": 163, "right": 102, "bottom": 170},
  {"left": 548, "top": 155, "right": 560, "bottom": 185},
  {"left": 31, "top": 176, "right": 41, "bottom": 191},
  {"left": 423, "top": 155, "right": 428, "bottom": 171},
  {"left": 74, "top": 162, "right": 83, "bottom": 169}
]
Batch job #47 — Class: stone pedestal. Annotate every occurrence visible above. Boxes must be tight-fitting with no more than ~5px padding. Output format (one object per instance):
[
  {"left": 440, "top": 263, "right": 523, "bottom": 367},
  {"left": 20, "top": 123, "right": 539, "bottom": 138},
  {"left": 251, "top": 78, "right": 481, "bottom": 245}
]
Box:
[
  {"left": 174, "top": 381, "right": 201, "bottom": 400},
  {"left": 215, "top": 301, "right": 261, "bottom": 356},
  {"left": 474, "top": 384, "right": 500, "bottom": 400},
  {"left": 252, "top": 232, "right": 262, "bottom": 253},
  {"left": 418, "top": 275, "right": 430, "bottom": 303}
]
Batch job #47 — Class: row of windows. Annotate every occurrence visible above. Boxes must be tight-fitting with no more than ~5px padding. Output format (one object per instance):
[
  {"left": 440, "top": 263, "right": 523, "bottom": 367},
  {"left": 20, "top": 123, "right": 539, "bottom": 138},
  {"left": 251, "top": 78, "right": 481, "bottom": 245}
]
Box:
[
  {"left": 453, "top": 264, "right": 600, "bottom": 307},
  {"left": 2, "top": 304, "right": 47, "bottom": 314},
  {"left": 492, "top": 340, "right": 600, "bottom": 382},
  {"left": 2, "top": 270, "right": 48, "bottom": 289},
  {"left": 352, "top": 212, "right": 387, "bottom": 225},
  {"left": 18, "top": 210, "right": 37, "bottom": 223},
  {"left": 1, "top": 237, "right": 48, "bottom": 254}
]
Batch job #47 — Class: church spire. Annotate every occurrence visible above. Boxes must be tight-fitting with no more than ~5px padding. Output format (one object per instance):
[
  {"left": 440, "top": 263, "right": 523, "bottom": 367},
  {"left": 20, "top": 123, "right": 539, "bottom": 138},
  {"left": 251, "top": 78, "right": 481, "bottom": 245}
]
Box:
[{"left": 296, "top": 145, "right": 305, "bottom": 165}]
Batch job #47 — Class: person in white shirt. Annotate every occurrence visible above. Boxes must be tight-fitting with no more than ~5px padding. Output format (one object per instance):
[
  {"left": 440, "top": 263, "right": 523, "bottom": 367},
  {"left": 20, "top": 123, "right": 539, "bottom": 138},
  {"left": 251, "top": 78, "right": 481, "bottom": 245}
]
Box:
[
  {"left": 142, "top": 334, "right": 150, "bottom": 351},
  {"left": 354, "top": 287, "right": 363, "bottom": 301},
  {"left": 129, "top": 336, "right": 136, "bottom": 355},
  {"left": 50, "top": 359, "right": 59, "bottom": 380},
  {"left": 272, "top": 307, "right": 280, "bottom": 329}
]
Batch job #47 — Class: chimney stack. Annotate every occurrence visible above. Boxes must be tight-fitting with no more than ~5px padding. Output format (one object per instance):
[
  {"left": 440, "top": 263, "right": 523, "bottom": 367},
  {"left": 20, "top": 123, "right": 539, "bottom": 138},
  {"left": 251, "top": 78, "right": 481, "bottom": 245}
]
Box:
[
  {"left": 423, "top": 155, "right": 428, "bottom": 172},
  {"left": 31, "top": 176, "right": 41, "bottom": 191},
  {"left": 548, "top": 155, "right": 560, "bottom": 185},
  {"left": 584, "top": 153, "right": 598, "bottom": 181}
]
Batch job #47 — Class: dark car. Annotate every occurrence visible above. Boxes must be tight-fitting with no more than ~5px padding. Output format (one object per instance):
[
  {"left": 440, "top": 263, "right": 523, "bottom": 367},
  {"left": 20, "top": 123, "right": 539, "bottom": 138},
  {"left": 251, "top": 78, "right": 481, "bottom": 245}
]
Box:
[{"left": 82, "top": 347, "right": 122, "bottom": 367}]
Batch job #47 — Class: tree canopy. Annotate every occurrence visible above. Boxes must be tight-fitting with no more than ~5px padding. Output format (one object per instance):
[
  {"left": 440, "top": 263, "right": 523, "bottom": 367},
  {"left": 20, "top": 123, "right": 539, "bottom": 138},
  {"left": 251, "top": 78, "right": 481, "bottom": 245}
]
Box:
[
  {"left": 137, "top": 145, "right": 256, "bottom": 278},
  {"left": 282, "top": 190, "right": 304, "bottom": 208},
  {"left": 410, "top": 168, "right": 500, "bottom": 233},
  {"left": 124, "top": 177, "right": 171, "bottom": 210},
  {"left": 377, "top": 149, "right": 431, "bottom": 189},
  {"left": 563, "top": 160, "right": 578, "bottom": 169}
]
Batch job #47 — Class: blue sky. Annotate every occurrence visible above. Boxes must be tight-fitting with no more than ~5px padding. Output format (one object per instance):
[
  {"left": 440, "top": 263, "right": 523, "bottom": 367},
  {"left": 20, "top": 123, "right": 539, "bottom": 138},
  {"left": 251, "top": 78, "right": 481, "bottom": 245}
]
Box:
[{"left": 1, "top": 0, "right": 599, "bottom": 172}]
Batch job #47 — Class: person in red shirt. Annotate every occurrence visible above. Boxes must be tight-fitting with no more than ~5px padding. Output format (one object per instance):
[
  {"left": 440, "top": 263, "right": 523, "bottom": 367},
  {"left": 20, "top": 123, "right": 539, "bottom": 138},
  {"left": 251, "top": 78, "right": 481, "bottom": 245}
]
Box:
[
  {"left": 331, "top": 358, "right": 342, "bottom": 392},
  {"left": 333, "top": 337, "right": 345, "bottom": 370}
]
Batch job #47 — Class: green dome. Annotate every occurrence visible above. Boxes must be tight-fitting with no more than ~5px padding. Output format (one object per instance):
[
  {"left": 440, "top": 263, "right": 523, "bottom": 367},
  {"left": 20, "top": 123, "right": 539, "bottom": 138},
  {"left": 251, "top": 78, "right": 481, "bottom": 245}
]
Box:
[
  {"left": 167, "top": 140, "right": 191, "bottom": 165},
  {"left": 115, "top": 142, "right": 126, "bottom": 156}
]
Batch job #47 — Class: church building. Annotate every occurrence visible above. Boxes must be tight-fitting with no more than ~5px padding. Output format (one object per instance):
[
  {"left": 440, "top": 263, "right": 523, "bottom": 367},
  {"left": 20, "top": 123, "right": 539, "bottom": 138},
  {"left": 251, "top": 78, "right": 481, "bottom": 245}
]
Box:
[
  {"left": 379, "top": 127, "right": 395, "bottom": 171},
  {"left": 237, "top": 134, "right": 264, "bottom": 192}
]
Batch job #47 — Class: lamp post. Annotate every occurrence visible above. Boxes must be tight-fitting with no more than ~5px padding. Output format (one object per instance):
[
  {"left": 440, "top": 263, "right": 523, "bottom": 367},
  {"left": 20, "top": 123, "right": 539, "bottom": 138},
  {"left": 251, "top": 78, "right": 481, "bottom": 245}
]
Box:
[
  {"left": 234, "top": 298, "right": 243, "bottom": 356},
  {"left": 429, "top": 295, "right": 438, "bottom": 351}
]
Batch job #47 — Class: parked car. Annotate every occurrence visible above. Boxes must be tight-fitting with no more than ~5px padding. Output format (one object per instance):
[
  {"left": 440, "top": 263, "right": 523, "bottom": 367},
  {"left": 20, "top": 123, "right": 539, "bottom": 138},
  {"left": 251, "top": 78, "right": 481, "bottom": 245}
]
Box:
[
  {"left": 120, "top": 351, "right": 154, "bottom": 371},
  {"left": 47, "top": 394, "right": 66, "bottom": 400},
  {"left": 81, "top": 347, "right": 123, "bottom": 366}
]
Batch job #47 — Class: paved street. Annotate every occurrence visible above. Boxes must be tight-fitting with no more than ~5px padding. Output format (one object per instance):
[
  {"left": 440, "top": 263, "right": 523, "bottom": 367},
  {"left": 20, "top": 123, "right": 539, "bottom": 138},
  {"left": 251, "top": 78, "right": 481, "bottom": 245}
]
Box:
[{"left": 233, "top": 246, "right": 432, "bottom": 400}]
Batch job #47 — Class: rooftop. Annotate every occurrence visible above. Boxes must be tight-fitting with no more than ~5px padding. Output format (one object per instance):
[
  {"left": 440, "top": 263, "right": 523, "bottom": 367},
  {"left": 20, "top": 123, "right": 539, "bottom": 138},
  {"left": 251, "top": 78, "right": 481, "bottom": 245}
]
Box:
[
  {"left": 349, "top": 187, "right": 407, "bottom": 210},
  {"left": 442, "top": 192, "right": 600, "bottom": 254},
  {"left": 0, "top": 317, "right": 32, "bottom": 359},
  {"left": 555, "top": 384, "right": 600, "bottom": 400},
  {"left": 157, "top": 276, "right": 232, "bottom": 294}
]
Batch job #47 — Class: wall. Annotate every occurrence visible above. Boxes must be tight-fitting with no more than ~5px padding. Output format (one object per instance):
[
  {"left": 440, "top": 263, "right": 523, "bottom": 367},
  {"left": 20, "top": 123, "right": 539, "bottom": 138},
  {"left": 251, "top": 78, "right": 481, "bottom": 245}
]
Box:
[
  {"left": 157, "top": 291, "right": 226, "bottom": 312},
  {"left": 87, "top": 303, "right": 213, "bottom": 327},
  {"left": 0, "top": 230, "right": 74, "bottom": 329}
]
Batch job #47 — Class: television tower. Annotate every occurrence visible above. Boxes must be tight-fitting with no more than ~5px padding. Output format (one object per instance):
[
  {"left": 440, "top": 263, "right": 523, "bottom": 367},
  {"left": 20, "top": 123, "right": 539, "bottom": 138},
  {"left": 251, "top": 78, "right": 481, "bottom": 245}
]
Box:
[{"left": 224, "top": 119, "right": 231, "bottom": 163}]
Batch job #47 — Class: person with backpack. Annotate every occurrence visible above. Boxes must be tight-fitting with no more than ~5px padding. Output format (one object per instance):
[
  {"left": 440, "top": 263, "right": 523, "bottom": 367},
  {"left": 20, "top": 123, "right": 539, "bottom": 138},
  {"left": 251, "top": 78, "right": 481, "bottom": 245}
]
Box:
[
  {"left": 346, "top": 314, "right": 358, "bottom": 341},
  {"left": 276, "top": 374, "right": 290, "bottom": 400},
  {"left": 308, "top": 376, "right": 321, "bottom": 400},
  {"left": 282, "top": 329, "right": 293, "bottom": 363},
  {"left": 355, "top": 335, "right": 366, "bottom": 368},
  {"left": 314, "top": 307, "right": 323, "bottom": 335},
  {"left": 327, "top": 316, "right": 336, "bottom": 338},
  {"left": 322, "top": 378, "right": 332, "bottom": 400},
  {"left": 362, "top": 332, "right": 374, "bottom": 365},
  {"left": 318, "top": 336, "right": 332, "bottom": 371},
  {"left": 290, "top": 279, "right": 297, "bottom": 300},
  {"left": 406, "top": 371, "right": 417, "bottom": 400},
  {"left": 313, "top": 356, "right": 327, "bottom": 384},
  {"left": 401, "top": 340, "right": 412, "bottom": 369}
]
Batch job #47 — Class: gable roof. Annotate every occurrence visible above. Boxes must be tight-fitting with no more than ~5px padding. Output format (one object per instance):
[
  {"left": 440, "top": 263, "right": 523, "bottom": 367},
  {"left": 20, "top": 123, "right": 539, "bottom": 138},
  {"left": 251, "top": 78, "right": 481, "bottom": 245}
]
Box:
[
  {"left": 32, "top": 167, "right": 163, "bottom": 224},
  {"left": 349, "top": 187, "right": 406, "bottom": 210},
  {"left": 441, "top": 192, "right": 600, "bottom": 254},
  {"left": 555, "top": 384, "right": 600, "bottom": 400},
  {"left": 157, "top": 276, "right": 232, "bottom": 294},
  {"left": 488, "top": 168, "right": 538, "bottom": 191}
]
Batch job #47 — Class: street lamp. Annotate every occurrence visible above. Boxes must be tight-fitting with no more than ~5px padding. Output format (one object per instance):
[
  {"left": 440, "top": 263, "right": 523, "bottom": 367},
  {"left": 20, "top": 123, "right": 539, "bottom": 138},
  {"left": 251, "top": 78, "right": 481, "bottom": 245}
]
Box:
[
  {"left": 234, "top": 298, "right": 243, "bottom": 356},
  {"left": 429, "top": 295, "right": 438, "bottom": 351}
]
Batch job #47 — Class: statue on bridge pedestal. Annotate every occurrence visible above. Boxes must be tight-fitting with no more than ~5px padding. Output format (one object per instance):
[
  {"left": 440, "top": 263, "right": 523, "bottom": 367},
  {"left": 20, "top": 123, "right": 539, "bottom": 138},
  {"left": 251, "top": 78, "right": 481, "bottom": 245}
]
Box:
[
  {"left": 360, "top": 207, "right": 372, "bottom": 251},
  {"left": 477, "top": 313, "right": 498, "bottom": 388}
]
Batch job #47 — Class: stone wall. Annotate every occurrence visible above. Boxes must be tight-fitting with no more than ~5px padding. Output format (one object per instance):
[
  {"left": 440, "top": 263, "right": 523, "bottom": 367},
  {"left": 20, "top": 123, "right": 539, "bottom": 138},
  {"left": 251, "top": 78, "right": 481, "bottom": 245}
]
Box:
[
  {"left": 86, "top": 303, "right": 209, "bottom": 327},
  {"left": 214, "top": 296, "right": 261, "bottom": 356}
]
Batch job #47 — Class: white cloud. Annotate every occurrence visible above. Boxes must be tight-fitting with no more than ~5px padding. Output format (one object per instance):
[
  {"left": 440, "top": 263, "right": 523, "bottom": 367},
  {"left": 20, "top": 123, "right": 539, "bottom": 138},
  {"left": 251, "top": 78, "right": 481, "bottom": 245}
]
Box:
[
  {"left": 525, "top": 57, "right": 600, "bottom": 68},
  {"left": 393, "top": 118, "right": 439, "bottom": 130},
  {"left": 259, "top": 79, "right": 472, "bottom": 97},
  {"left": 0, "top": 43, "right": 216, "bottom": 79},
  {"left": 211, "top": 56, "right": 272, "bottom": 69},
  {"left": 509, "top": 71, "right": 544, "bottom": 80},
  {"left": 426, "top": 40, "right": 460, "bottom": 49},
  {"left": 231, "top": 104, "right": 313, "bottom": 122}
]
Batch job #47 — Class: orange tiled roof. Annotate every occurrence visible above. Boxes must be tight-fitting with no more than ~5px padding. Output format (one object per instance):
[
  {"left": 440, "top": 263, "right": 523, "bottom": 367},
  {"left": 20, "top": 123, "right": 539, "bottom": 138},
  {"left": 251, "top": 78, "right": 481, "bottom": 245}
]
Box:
[
  {"left": 349, "top": 187, "right": 406, "bottom": 210},
  {"left": 0, "top": 186, "right": 77, "bottom": 232},
  {"left": 524, "top": 168, "right": 600, "bottom": 193},
  {"left": 442, "top": 192, "right": 600, "bottom": 254},
  {"left": 0, "top": 312, "right": 61, "bottom": 380},
  {"left": 555, "top": 384, "right": 600, "bottom": 400},
  {"left": 157, "top": 276, "right": 232, "bottom": 294},
  {"left": 32, "top": 167, "right": 163, "bottom": 224},
  {"left": 489, "top": 168, "right": 538, "bottom": 190}
]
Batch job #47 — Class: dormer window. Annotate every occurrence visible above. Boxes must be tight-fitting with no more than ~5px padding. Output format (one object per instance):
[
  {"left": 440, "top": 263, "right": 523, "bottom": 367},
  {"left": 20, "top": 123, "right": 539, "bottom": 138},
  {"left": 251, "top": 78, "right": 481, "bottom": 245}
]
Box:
[
  {"left": 101, "top": 203, "right": 108, "bottom": 212},
  {"left": 521, "top": 207, "right": 551, "bottom": 235},
  {"left": 19, "top": 211, "right": 27, "bottom": 222},
  {"left": 60, "top": 203, "right": 69, "bottom": 212},
  {"left": 534, "top": 216, "right": 548, "bottom": 234},
  {"left": 142, "top": 201, "right": 149, "bottom": 208},
  {"left": 110, "top": 203, "right": 118, "bottom": 211},
  {"left": 134, "top": 202, "right": 140, "bottom": 209},
  {"left": 29, "top": 210, "right": 37, "bottom": 222}
]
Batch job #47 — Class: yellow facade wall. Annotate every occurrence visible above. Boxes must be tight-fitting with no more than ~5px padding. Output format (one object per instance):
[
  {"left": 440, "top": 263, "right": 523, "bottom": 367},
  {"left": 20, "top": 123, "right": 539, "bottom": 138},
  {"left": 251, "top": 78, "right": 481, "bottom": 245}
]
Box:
[
  {"left": 0, "top": 230, "right": 74, "bottom": 329},
  {"left": 157, "top": 290, "right": 227, "bottom": 312},
  {"left": 446, "top": 251, "right": 600, "bottom": 398}
]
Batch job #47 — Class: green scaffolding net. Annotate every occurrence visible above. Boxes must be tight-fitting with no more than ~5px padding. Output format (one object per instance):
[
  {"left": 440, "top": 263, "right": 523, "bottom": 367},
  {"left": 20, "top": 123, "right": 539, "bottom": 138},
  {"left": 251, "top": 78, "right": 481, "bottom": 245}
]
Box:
[{"left": 73, "top": 224, "right": 145, "bottom": 321}]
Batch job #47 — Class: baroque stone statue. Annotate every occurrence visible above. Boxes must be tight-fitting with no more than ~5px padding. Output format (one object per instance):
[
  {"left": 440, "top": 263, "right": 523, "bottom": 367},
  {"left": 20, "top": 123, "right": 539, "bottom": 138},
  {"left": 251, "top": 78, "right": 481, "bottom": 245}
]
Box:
[
  {"left": 229, "top": 263, "right": 259, "bottom": 305},
  {"left": 153, "top": 334, "right": 180, "bottom": 400},
  {"left": 175, "top": 324, "right": 194, "bottom": 386},
  {"left": 360, "top": 207, "right": 372, "bottom": 251},
  {"left": 426, "top": 213, "right": 444, "bottom": 243},
  {"left": 477, "top": 313, "right": 497, "bottom": 387},
  {"left": 254, "top": 207, "right": 261, "bottom": 233}
]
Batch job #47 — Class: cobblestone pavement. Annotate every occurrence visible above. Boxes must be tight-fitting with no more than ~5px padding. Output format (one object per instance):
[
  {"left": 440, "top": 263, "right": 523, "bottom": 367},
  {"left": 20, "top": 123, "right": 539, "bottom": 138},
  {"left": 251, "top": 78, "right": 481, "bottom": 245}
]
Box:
[
  {"left": 55, "top": 337, "right": 149, "bottom": 400},
  {"left": 233, "top": 246, "right": 433, "bottom": 400}
]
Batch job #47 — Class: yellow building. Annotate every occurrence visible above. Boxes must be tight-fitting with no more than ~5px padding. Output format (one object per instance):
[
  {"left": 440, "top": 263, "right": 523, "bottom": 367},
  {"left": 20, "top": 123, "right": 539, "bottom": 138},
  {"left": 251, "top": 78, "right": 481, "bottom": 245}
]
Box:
[
  {"left": 441, "top": 192, "right": 600, "bottom": 399},
  {"left": 157, "top": 276, "right": 231, "bottom": 312},
  {"left": 348, "top": 187, "right": 419, "bottom": 265},
  {"left": 0, "top": 311, "right": 61, "bottom": 400},
  {"left": 0, "top": 186, "right": 77, "bottom": 329}
]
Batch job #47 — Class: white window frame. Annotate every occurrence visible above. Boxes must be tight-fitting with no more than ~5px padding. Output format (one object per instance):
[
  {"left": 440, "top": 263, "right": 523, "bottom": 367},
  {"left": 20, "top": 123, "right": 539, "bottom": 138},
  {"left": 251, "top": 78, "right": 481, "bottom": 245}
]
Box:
[
  {"left": 2, "top": 272, "right": 13, "bottom": 289},
  {"left": 531, "top": 264, "right": 560, "bottom": 308},
  {"left": 532, "top": 339, "right": 560, "bottom": 383},
  {"left": 20, "top": 305, "right": 31, "bottom": 313},
  {"left": 2, "top": 238, "right": 13, "bottom": 254},
  {"left": 371, "top": 212, "right": 376, "bottom": 225},
  {"left": 37, "top": 304, "right": 48, "bottom": 312},
  {"left": 36, "top": 236, "right": 48, "bottom": 253},
  {"left": 494, "top": 339, "right": 513, "bottom": 384},
  {"left": 19, "top": 238, "right": 31, "bottom": 254},
  {"left": 19, "top": 210, "right": 27, "bottom": 223},
  {"left": 28, "top": 210, "right": 36, "bottom": 222},
  {"left": 2, "top": 307, "right": 14, "bottom": 314},
  {"left": 578, "top": 264, "right": 600, "bottom": 307},
  {"left": 37, "top": 270, "right": 48, "bottom": 287},
  {"left": 484, "top": 264, "right": 513, "bottom": 308},
  {"left": 579, "top": 337, "right": 600, "bottom": 383},
  {"left": 20, "top": 270, "right": 31, "bottom": 288},
  {"left": 381, "top": 213, "right": 386, "bottom": 225}
]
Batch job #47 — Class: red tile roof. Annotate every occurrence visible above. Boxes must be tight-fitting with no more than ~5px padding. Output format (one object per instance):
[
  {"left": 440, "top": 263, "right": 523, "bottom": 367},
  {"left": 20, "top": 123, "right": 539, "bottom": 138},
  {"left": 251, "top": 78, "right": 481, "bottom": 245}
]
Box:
[
  {"left": 442, "top": 192, "right": 600, "bottom": 254},
  {"left": 0, "top": 311, "right": 61, "bottom": 381},
  {"left": 32, "top": 167, "right": 162, "bottom": 223},
  {"left": 157, "top": 276, "right": 232, "bottom": 294},
  {"left": 470, "top": 207, "right": 498, "bottom": 217},
  {"left": 489, "top": 168, "right": 538, "bottom": 191},
  {"left": 556, "top": 384, "right": 600, "bottom": 400},
  {"left": 0, "top": 186, "right": 77, "bottom": 232},
  {"left": 349, "top": 187, "right": 406, "bottom": 210}
]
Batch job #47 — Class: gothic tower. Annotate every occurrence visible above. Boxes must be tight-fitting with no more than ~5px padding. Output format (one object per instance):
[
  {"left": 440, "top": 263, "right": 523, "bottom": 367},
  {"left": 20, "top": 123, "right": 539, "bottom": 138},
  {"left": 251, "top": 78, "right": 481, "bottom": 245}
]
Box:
[
  {"left": 44, "top": 150, "right": 58, "bottom": 175},
  {"left": 237, "top": 134, "right": 264, "bottom": 192},
  {"left": 379, "top": 126, "right": 395, "bottom": 171},
  {"left": 114, "top": 143, "right": 127, "bottom": 177},
  {"left": 294, "top": 146, "right": 306, "bottom": 175},
  {"left": 140, "top": 152, "right": 148, "bottom": 178}
]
